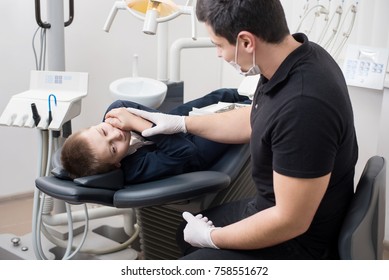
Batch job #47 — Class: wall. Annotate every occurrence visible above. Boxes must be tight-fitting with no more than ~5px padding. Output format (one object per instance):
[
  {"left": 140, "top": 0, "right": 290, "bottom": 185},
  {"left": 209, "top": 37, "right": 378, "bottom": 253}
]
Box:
[{"left": 0, "top": 2, "right": 44, "bottom": 198}]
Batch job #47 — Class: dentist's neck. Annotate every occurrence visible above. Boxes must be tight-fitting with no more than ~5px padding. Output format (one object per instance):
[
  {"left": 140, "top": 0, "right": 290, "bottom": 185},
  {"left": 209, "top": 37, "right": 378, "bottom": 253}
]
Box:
[{"left": 256, "top": 35, "right": 302, "bottom": 80}]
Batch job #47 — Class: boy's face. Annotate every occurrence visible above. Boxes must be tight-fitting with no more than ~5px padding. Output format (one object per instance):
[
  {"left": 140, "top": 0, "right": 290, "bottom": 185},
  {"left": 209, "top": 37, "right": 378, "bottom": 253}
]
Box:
[{"left": 83, "top": 122, "right": 131, "bottom": 167}]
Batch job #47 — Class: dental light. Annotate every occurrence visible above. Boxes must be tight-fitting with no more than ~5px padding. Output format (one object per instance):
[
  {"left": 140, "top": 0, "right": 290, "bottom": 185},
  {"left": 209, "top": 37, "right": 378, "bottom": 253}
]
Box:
[{"left": 104, "top": 0, "right": 197, "bottom": 38}]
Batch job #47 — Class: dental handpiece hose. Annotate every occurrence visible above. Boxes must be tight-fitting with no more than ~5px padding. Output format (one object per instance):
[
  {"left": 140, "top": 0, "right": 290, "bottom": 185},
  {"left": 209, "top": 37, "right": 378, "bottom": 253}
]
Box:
[
  {"left": 48, "top": 94, "right": 60, "bottom": 138},
  {"left": 47, "top": 107, "right": 61, "bottom": 138},
  {"left": 31, "top": 103, "right": 41, "bottom": 127}
]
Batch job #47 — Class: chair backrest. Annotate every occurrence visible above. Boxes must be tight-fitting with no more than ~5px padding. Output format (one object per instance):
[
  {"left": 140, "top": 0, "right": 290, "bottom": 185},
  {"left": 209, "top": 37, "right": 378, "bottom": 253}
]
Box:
[{"left": 338, "top": 156, "right": 386, "bottom": 260}]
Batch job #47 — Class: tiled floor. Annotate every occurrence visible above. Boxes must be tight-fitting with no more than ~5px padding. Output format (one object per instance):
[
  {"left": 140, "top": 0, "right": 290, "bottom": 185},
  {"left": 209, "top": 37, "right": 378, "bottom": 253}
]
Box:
[
  {"left": 384, "top": 241, "right": 389, "bottom": 260},
  {"left": 0, "top": 194, "right": 34, "bottom": 236},
  {"left": 1, "top": 195, "right": 389, "bottom": 259}
]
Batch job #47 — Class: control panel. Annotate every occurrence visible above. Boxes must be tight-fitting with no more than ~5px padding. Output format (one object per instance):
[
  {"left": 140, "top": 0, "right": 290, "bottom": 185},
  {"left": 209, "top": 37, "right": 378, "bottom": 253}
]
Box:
[
  {"left": 343, "top": 44, "right": 389, "bottom": 90},
  {"left": 0, "top": 70, "right": 88, "bottom": 130}
]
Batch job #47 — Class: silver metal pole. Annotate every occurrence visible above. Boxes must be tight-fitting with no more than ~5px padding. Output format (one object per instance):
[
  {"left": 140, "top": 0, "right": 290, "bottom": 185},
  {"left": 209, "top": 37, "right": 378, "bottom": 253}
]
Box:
[{"left": 47, "top": 0, "right": 66, "bottom": 71}]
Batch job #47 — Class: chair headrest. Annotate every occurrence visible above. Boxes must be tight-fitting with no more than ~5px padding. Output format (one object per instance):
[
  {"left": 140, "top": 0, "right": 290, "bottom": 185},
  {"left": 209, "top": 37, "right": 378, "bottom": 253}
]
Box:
[
  {"left": 51, "top": 147, "right": 125, "bottom": 190},
  {"left": 51, "top": 166, "right": 124, "bottom": 190}
]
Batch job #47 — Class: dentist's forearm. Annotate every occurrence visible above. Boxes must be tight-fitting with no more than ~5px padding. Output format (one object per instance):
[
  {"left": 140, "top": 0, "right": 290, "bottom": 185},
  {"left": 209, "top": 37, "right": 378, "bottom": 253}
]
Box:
[
  {"left": 210, "top": 207, "right": 302, "bottom": 250},
  {"left": 185, "top": 106, "right": 252, "bottom": 144}
]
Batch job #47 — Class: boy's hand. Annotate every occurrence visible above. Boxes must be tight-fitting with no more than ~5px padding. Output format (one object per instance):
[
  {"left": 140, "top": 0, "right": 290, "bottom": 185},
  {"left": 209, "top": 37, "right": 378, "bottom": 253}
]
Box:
[{"left": 105, "top": 108, "right": 152, "bottom": 132}]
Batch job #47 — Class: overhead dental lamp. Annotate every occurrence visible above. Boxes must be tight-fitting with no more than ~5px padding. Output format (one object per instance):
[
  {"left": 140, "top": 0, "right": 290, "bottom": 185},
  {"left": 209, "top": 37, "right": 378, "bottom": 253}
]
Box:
[{"left": 103, "top": 0, "right": 196, "bottom": 38}]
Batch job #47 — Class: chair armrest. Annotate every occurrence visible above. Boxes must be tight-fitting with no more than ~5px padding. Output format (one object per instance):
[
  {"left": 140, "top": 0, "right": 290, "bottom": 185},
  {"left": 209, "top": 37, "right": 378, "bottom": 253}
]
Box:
[{"left": 114, "top": 171, "right": 231, "bottom": 208}]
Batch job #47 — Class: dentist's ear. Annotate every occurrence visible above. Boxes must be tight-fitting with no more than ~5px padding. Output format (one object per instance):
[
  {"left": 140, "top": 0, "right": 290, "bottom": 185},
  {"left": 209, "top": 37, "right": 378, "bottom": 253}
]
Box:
[{"left": 237, "top": 31, "right": 256, "bottom": 52}]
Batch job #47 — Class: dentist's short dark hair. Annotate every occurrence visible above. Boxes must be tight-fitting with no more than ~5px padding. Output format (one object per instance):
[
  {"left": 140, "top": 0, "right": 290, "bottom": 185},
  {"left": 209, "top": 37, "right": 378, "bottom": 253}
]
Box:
[{"left": 196, "top": 0, "right": 290, "bottom": 45}]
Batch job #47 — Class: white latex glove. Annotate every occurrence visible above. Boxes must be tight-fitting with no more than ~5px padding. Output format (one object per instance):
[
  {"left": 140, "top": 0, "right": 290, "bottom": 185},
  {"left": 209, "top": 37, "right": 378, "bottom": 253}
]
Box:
[
  {"left": 195, "top": 213, "right": 214, "bottom": 227},
  {"left": 182, "top": 211, "right": 220, "bottom": 249},
  {"left": 126, "top": 108, "right": 186, "bottom": 137}
]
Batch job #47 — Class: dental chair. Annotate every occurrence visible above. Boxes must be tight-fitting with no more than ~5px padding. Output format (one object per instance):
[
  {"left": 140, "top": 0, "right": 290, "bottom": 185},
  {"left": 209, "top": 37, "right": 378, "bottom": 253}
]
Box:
[
  {"left": 35, "top": 142, "right": 255, "bottom": 260},
  {"left": 338, "top": 155, "right": 386, "bottom": 260}
]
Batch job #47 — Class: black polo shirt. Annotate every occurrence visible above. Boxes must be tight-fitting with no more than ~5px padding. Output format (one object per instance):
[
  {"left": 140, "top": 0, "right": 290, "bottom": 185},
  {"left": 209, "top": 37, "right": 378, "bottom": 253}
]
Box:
[{"left": 249, "top": 33, "right": 358, "bottom": 256}]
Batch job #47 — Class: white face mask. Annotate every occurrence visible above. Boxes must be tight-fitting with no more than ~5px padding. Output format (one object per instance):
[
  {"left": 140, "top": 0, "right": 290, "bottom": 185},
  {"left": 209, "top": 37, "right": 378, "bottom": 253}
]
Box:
[{"left": 229, "top": 39, "right": 261, "bottom": 76}]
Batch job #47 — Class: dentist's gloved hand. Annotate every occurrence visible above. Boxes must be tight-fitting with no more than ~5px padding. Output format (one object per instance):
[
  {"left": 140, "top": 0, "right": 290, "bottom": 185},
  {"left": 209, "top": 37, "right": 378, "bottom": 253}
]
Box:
[
  {"left": 126, "top": 108, "right": 186, "bottom": 137},
  {"left": 182, "top": 211, "right": 220, "bottom": 249}
]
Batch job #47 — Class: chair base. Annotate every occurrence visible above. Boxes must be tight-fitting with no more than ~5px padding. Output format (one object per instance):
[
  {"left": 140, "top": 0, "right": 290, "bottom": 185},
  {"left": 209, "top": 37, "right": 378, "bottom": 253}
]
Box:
[{"left": 138, "top": 159, "right": 256, "bottom": 260}]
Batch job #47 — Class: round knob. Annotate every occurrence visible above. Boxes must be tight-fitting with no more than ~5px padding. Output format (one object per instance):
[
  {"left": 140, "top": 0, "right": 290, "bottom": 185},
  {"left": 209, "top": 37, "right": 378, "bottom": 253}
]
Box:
[{"left": 11, "top": 237, "right": 21, "bottom": 246}]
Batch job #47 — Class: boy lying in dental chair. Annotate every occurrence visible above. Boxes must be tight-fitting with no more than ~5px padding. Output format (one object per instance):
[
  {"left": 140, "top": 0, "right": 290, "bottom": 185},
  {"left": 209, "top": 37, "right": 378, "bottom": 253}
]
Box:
[{"left": 60, "top": 89, "right": 250, "bottom": 184}]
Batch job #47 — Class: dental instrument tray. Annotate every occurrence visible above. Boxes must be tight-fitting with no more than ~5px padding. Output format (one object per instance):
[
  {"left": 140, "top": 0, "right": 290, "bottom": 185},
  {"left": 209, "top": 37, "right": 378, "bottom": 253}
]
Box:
[
  {"left": 0, "top": 70, "right": 88, "bottom": 131},
  {"left": 189, "top": 101, "right": 250, "bottom": 116}
]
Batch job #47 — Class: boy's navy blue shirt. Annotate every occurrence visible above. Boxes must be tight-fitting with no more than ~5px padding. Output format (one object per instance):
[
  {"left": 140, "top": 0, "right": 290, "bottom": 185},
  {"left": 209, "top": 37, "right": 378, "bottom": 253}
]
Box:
[{"left": 104, "top": 89, "right": 250, "bottom": 184}]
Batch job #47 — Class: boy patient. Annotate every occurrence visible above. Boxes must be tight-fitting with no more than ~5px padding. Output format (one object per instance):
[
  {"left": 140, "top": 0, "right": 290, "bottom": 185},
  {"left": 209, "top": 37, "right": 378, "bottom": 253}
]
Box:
[{"left": 60, "top": 89, "right": 250, "bottom": 184}]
